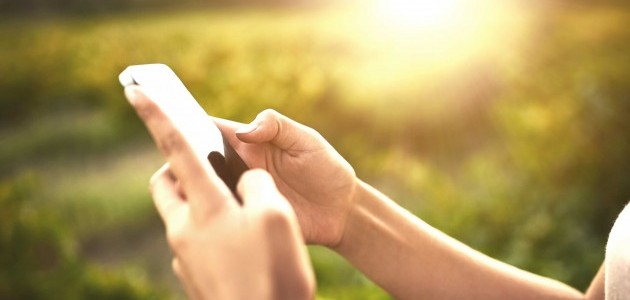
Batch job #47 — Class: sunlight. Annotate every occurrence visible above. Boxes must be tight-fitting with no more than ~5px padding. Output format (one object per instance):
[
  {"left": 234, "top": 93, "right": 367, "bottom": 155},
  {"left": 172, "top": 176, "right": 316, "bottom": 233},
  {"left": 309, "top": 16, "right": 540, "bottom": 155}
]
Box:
[
  {"left": 374, "top": 0, "right": 462, "bottom": 29},
  {"left": 336, "top": 0, "right": 533, "bottom": 99}
]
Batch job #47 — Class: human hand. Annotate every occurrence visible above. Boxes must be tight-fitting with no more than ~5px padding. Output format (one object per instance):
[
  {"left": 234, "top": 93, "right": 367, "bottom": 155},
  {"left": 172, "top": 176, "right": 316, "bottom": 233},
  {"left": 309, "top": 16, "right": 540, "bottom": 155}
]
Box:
[
  {"left": 214, "top": 110, "right": 358, "bottom": 247},
  {"left": 125, "top": 87, "right": 315, "bottom": 300}
]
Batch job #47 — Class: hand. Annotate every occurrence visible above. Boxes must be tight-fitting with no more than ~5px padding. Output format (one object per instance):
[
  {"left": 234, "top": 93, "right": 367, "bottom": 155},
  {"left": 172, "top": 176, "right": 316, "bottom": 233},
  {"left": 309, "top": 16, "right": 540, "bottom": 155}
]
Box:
[
  {"left": 125, "top": 87, "right": 315, "bottom": 300},
  {"left": 152, "top": 167, "right": 314, "bottom": 300},
  {"left": 215, "top": 110, "right": 358, "bottom": 247}
]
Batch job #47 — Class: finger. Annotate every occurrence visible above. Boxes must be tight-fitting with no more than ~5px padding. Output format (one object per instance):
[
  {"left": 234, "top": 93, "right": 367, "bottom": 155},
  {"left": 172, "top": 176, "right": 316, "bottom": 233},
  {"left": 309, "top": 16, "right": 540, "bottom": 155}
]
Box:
[
  {"left": 235, "top": 109, "right": 317, "bottom": 150},
  {"left": 212, "top": 117, "right": 247, "bottom": 152},
  {"left": 237, "top": 169, "right": 305, "bottom": 247},
  {"left": 149, "top": 164, "right": 186, "bottom": 226},
  {"left": 237, "top": 170, "right": 312, "bottom": 289},
  {"left": 212, "top": 116, "right": 264, "bottom": 170},
  {"left": 237, "top": 169, "right": 292, "bottom": 213},
  {"left": 125, "top": 86, "right": 234, "bottom": 215}
]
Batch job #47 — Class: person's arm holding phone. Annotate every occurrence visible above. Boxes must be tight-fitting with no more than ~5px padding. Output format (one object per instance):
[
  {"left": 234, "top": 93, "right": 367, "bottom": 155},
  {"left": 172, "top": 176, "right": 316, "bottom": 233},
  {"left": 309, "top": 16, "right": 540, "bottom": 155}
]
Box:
[
  {"left": 120, "top": 63, "right": 600, "bottom": 299},
  {"left": 125, "top": 87, "right": 315, "bottom": 300},
  {"left": 216, "top": 109, "right": 600, "bottom": 300}
]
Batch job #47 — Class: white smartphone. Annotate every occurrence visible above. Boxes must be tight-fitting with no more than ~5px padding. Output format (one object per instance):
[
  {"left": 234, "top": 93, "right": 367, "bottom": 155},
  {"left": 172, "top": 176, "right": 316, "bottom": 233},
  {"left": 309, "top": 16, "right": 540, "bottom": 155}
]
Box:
[{"left": 119, "top": 64, "right": 248, "bottom": 198}]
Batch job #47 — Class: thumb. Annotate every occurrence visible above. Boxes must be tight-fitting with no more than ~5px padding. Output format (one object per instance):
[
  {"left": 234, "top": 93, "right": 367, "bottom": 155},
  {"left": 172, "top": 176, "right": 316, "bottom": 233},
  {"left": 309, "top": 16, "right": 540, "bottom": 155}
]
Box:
[{"left": 235, "top": 109, "right": 314, "bottom": 150}]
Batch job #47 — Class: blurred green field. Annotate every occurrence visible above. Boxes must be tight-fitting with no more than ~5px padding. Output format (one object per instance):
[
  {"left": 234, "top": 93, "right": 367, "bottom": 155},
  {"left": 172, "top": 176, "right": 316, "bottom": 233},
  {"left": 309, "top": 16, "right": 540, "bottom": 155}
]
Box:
[{"left": 1, "top": 2, "right": 630, "bottom": 299}]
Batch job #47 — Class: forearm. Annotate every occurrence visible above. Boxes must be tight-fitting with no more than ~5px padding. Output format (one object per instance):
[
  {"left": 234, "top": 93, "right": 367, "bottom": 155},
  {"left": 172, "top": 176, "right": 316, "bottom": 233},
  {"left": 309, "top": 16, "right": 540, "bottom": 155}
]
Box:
[{"left": 333, "top": 180, "right": 584, "bottom": 300}]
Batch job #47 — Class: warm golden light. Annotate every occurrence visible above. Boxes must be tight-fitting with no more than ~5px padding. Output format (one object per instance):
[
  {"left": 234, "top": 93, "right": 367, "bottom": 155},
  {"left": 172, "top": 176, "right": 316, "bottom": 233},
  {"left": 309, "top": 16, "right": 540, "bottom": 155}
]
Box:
[
  {"left": 374, "top": 0, "right": 462, "bottom": 29},
  {"left": 334, "top": 0, "right": 533, "bottom": 100}
]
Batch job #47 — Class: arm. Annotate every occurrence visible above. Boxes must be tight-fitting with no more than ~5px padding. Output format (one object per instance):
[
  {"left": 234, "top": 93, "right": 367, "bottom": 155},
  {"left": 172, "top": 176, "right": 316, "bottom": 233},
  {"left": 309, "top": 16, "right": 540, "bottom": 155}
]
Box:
[
  {"left": 335, "top": 180, "right": 587, "bottom": 299},
  {"left": 215, "top": 109, "right": 604, "bottom": 299}
]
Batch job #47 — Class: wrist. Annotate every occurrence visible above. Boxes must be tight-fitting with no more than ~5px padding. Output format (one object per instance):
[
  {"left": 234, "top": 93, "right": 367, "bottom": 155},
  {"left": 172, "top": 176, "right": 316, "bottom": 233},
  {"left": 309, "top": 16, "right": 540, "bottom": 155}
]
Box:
[
  {"left": 330, "top": 179, "right": 371, "bottom": 254},
  {"left": 314, "top": 172, "right": 362, "bottom": 249}
]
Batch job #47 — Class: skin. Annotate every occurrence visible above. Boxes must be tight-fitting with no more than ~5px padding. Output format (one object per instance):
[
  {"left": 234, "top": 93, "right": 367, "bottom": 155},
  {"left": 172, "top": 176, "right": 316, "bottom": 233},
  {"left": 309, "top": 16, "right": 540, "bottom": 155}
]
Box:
[
  {"left": 126, "top": 86, "right": 605, "bottom": 300},
  {"left": 125, "top": 86, "right": 315, "bottom": 300},
  {"left": 216, "top": 109, "right": 606, "bottom": 300}
]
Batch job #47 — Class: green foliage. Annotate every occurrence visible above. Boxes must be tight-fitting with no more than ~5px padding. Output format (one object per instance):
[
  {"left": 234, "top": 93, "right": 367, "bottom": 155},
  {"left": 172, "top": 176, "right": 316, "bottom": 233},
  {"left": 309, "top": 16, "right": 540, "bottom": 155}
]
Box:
[
  {"left": 371, "top": 6, "right": 630, "bottom": 289},
  {"left": 309, "top": 247, "right": 391, "bottom": 299},
  {"left": 1, "top": 3, "right": 629, "bottom": 298},
  {"left": 484, "top": 8, "right": 630, "bottom": 287},
  {"left": 0, "top": 174, "right": 169, "bottom": 300}
]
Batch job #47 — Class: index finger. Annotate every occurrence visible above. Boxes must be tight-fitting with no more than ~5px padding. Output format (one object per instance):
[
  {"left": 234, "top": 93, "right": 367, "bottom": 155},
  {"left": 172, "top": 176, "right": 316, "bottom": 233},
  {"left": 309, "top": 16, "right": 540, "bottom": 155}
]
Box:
[
  {"left": 149, "top": 164, "right": 185, "bottom": 226},
  {"left": 125, "top": 86, "right": 236, "bottom": 215}
]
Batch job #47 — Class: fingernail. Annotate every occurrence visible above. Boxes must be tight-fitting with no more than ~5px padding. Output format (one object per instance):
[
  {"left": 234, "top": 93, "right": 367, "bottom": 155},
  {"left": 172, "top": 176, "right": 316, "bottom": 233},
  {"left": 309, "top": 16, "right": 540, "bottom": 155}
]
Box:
[
  {"left": 124, "top": 86, "right": 140, "bottom": 105},
  {"left": 236, "top": 122, "right": 259, "bottom": 135}
]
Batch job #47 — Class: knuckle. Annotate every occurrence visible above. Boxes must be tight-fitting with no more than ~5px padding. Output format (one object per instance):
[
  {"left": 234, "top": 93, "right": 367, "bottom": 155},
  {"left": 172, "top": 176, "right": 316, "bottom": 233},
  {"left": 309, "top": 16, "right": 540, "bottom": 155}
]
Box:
[
  {"left": 261, "top": 206, "right": 292, "bottom": 232},
  {"left": 133, "top": 96, "right": 160, "bottom": 121},
  {"left": 166, "top": 226, "right": 188, "bottom": 252},
  {"left": 304, "top": 126, "right": 321, "bottom": 139},
  {"left": 259, "top": 109, "right": 285, "bottom": 126},
  {"left": 260, "top": 108, "right": 280, "bottom": 119},
  {"left": 157, "top": 129, "right": 186, "bottom": 157}
]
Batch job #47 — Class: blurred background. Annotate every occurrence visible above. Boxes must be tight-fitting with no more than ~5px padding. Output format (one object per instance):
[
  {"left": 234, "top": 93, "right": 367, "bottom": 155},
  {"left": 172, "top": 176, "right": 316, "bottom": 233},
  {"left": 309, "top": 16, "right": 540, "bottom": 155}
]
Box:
[{"left": 1, "top": 0, "right": 629, "bottom": 299}]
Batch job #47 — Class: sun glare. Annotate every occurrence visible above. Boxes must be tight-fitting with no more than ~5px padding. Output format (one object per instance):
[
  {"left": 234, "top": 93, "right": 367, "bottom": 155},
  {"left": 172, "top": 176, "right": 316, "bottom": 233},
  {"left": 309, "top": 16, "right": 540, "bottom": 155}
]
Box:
[
  {"left": 334, "top": 0, "right": 532, "bottom": 101},
  {"left": 375, "top": 0, "right": 462, "bottom": 29}
]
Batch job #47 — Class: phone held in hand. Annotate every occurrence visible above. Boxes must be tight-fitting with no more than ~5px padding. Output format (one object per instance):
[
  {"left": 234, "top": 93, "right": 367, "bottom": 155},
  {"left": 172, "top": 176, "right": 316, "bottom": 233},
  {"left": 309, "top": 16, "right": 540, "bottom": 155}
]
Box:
[{"left": 119, "top": 64, "right": 248, "bottom": 200}]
